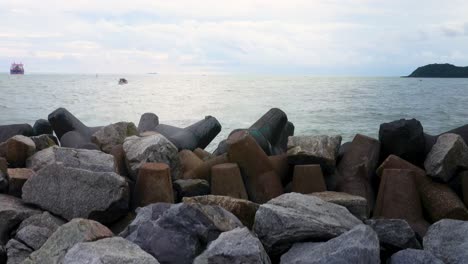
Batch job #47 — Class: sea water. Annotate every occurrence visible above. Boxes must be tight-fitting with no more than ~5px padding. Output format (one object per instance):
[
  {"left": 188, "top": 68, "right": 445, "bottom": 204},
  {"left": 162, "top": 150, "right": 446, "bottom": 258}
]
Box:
[{"left": 1, "top": 74, "right": 468, "bottom": 150}]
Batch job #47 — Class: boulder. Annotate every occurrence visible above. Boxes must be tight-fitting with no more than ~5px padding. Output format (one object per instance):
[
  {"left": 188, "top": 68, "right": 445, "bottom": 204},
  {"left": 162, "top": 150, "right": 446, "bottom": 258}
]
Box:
[
  {"left": 0, "top": 194, "right": 41, "bottom": 245},
  {"left": 22, "top": 164, "right": 128, "bottom": 223},
  {"left": 279, "top": 224, "right": 380, "bottom": 264},
  {"left": 0, "top": 124, "right": 33, "bottom": 144},
  {"left": 389, "top": 249, "right": 444, "bottom": 264},
  {"left": 137, "top": 113, "right": 159, "bottom": 133},
  {"left": 60, "top": 131, "right": 99, "bottom": 150},
  {"left": 178, "top": 150, "right": 203, "bottom": 179},
  {"left": 194, "top": 227, "right": 270, "bottom": 264},
  {"left": 110, "top": 144, "right": 128, "bottom": 177},
  {"left": 29, "top": 135, "right": 56, "bottom": 151},
  {"left": 287, "top": 135, "right": 342, "bottom": 174},
  {"left": 0, "top": 158, "right": 8, "bottom": 193},
  {"left": 119, "top": 203, "right": 172, "bottom": 238},
  {"left": 463, "top": 173, "right": 468, "bottom": 206},
  {"left": 376, "top": 155, "right": 425, "bottom": 180},
  {"left": 124, "top": 203, "right": 242, "bottom": 264},
  {"left": 26, "top": 146, "right": 116, "bottom": 173},
  {"left": 253, "top": 193, "right": 362, "bottom": 255},
  {"left": 291, "top": 164, "right": 326, "bottom": 194},
  {"left": 309, "top": 191, "right": 368, "bottom": 220},
  {"left": 1, "top": 135, "right": 36, "bottom": 167},
  {"left": 14, "top": 212, "right": 65, "bottom": 251},
  {"left": 123, "top": 134, "right": 180, "bottom": 180},
  {"left": 379, "top": 119, "right": 426, "bottom": 165},
  {"left": 423, "top": 219, "right": 468, "bottom": 264},
  {"left": 63, "top": 237, "right": 160, "bottom": 264},
  {"left": 424, "top": 133, "right": 468, "bottom": 182},
  {"left": 7, "top": 168, "right": 35, "bottom": 197},
  {"left": 227, "top": 131, "right": 283, "bottom": 203},
  {"left": 211, "top": 163, "right": 248, "bottom": 199},
  {"left": 6, "top": 239, "right": 31, "bottom": 264},
  {"left": 91, "top": 122, "right": 138, "bottom": 153},
  {"left": 183, "top": 195, "right": 259, "bottom": 229},
  {"left": 32, "top": 119, "right": 53, "bottom": 136},
  {"left": 133, "top": 163, "right": 174, "bottom": 207},
  {"left": 336, "top": 134, "right": 380, "bottom": 213},
  {"left": 22, "top": 219, "right": 113, "bottom": 264},
  {"left": 173, "top": 179, "right": 210, "bottom": 201}
]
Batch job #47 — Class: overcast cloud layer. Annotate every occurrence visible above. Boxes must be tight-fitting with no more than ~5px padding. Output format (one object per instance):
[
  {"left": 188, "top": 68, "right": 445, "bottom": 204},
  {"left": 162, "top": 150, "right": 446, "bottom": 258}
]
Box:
[{"left": 1, "top": 0, "right": 468, "bottom": 75}]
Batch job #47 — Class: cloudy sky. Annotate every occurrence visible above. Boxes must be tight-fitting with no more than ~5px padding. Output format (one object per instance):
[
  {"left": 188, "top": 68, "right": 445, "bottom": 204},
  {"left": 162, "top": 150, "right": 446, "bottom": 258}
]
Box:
[{"left": 1, "top": 0, "right": 468, "bottom": 75}]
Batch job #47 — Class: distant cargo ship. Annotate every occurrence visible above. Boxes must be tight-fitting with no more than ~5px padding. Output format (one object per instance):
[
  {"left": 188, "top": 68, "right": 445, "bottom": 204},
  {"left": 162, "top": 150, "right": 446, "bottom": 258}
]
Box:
[{"left": 10, "top": 63, "right": 24, "bottom": 75}]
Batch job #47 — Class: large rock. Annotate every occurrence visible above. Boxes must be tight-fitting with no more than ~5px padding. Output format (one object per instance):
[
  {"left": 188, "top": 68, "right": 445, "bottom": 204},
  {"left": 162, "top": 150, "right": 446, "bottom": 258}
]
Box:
[
  {"left": 0, "top": 245, "right": 4, "bottom": 264},
  {"left": 7, "top": 168, "right": 35, "bottom": 198},
  {"left": 279, "top": 224, "right": 380, "bottom": 264},
  {"left": 194, "top": 227, "right": 270, "bottom": 264},
  {"left": 22, "top": 219, "right": 113, "bottom": 264},
  {"left": 183, "top": 195, "right": 259, "bottom": 229},
  {"left": 137, "top": 113, "right": 159, "bottom": 133},
  {"left": 379, "top": 119, "right": 426, "bottom": 165},
  {"left": 22, "top": 164, "right": 128, "bottom": 223},
  {"left": 0, "top": 194, "right": 41, "bottom": 245},
  {"left": 424, "top": 133, "right": 468, "bottom": 182},
  {"left": 309, "top": 191, "right": 368, "bottom": 220},
  {"left": 389, "top": 249, "right": 444, "bottom": 264},
  {"left": 26, "top": 146, "right": 116, "bottom": 173},
  {"left": 91, "top": 122, "right": 138, "bottom": 153},
  {"left": 423, "top": 219, "right": 468, "bottom": 264},
  {"left": 0, "top": 158, "right": 7, "bottom": 193},
  {"left": 0, "top": 124, "right": 33, "bottom": 144},
  {"left": 124, "top": 203, "right": 242, "bottom": 264},
  {"left": 287, "top": 135, "right": 341, "bottom": 174},
  {"left": 253, "top": 193, "right": 362, "bottom": 255},
  {"left": 173, "top": 179, "right": 210, "bottom": 201},
  {"left": 14, "top": 212, "right": 65, "bottom": 251},
  {"left": 1, "top": 135, "right": 36, "bottom": 167},
  {"left": 123, "top": 134, "right": 180, "bottom": 180},
  {"left": 6, "top": 239, "right": 31, "bottom": 264},
  {"left": 29, "top": 135, "right": 56, "bottom": 151},
  {"left": 63, "top": 237, "right": 160, "bottom": 264},
  {"left": 32, "top": 119, "right": 52, "bottom": 136},
  {"left": 119, "top": 203, "right": 172, "bottom": 238}
]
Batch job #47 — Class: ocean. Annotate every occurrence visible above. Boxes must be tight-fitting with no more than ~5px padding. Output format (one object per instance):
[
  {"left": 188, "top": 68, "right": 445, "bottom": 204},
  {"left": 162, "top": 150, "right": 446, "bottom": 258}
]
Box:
[{"left": 1, "top": 74, "right": 468, "bottom": 150}]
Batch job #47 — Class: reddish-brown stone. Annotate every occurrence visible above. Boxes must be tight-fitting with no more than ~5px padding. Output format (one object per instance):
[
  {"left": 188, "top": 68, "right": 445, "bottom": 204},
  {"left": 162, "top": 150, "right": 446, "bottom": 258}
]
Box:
[
  {"left": 374, "top": 169, "right": 429, "bottom": 236},
  {"left": 226, "top": 131, "right": 283, "bottom": 203},
  {"left": 190, "top": 153, "right": 229, "bottom": 181},
  {"left": 336, "top": 134, "right": 380, "bottom": 213},
  {"left": 110, "top": 144, "right": 127, "bottom": 177},
  {"left": 7, "top": 168, "right": 36, "bottom": 197},
  {"left": 3, "top": 136, "right": 36, "bottom": 167},
  {"left": 193, "top": 148, "right": 211, "bottom": 160},
  {"left": 376, "top": 154, "right": 425, "bottom": 183},
  {"left": 178, "top": 150, "right": 203, "bottom": 179},
  {"left": 268, "top": 154, "right": 291, "bottom": 185},
  {"left": 211, "top": 163, "right": 248, "bottom": 199},
  {"left": 291, "top": 165, "right": 326, "bottom": 194},
  {"left": 133, "top": 163, "right": 174, "bottom": 207}
]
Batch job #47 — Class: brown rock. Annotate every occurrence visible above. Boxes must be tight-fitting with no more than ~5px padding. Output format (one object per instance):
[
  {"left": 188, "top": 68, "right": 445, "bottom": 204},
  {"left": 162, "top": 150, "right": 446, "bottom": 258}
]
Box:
[
  {"left": 110, "top": 144, "right": 128, "bottom": 177},
  {"left": 2, "top": 136, "right": 36, "bottom": 167},
  {"left": 191, "top": 153, "right": 229, "bottom": 181},
  {"left": 292, "top": 165, "right": 326, "bottom": 194},
  {"left": 211, "top": 163, "right": 248, "bottom": 199},
  {"left": 376, "top": 155, "right": 425, "bottom": 180},
  {"left": 7, "top": 168, "right": 36, "bottom": 197},
  {"left": 374, "top": 169, "right": 429, "bottom": 237},
  {"left": 227, "top": 131, "right": 283, "bottom": 203},
  {"left": 268, "top": 154, "right": 291, "bottom": 185},
  {"left": 336, "top": 134, "right": 380, "bottom": 213},
  {"left": 183, "top": 195, "right": 259, "bottom": 228},
  {"left": 179, "top": 150, "right": 203, "bottom": 179},
  {"left": 309, "top": 191, "right": 368, "bottom": 220},
  {"left": 133, "top": 163, "right": 174, "bottom": 207},
  {"left": 194, "top": 148, "right": 212, "bottom": 160}
]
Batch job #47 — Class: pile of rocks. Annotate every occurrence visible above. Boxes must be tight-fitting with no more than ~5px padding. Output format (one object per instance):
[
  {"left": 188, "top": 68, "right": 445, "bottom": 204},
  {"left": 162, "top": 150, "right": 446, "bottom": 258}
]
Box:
[{"left": 0, "top": 107, "right": 467, "bottom": 263}]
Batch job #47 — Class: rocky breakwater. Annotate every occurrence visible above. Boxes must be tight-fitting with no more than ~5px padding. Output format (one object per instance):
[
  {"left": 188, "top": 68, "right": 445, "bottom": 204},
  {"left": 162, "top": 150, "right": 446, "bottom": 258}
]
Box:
[{"left": 0, "top": 108, "right": 467, "bottom": 263}]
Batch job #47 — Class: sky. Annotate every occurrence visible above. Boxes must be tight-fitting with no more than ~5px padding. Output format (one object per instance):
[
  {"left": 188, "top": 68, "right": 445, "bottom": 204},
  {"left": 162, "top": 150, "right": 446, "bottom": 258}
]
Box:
[{"left": 1, "top": 0, "right": 468, "bottom": 75}]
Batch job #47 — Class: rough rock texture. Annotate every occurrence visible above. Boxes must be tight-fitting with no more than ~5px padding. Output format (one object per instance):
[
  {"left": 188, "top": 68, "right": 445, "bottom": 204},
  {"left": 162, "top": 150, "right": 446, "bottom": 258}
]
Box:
[
  {"left": 424, "top": 133, "right": 468, "bottom": 182},
  {"left": 423, "top": 219, "right": 468, "bottom": 264},
  {"left": 1, "top": 135, "right": 36, "bottom": 167},
  {"left": 15, "top": 212, "right": 65, "bottom": 250},
  {"left": 389, "top": 249, "right": 444, "bottom": 264},
  {"left": 0, "top": 194, "right": 41, "bottom": 245},
  {"left": 183, "top": 195, "right": 259, "bottom": 229},
  {"left": 119, "top": 203, "right": 172, "bottom": 238},
  {"left": 91, "top": 122, "right": 138, "bottom": 153},
  {"left": 6, "top": 239, "right": 32, "bottom": 264},
  {"left": 309, "top": 191, "right": 368, "bottom": 220},
  {"left": 26, "top": 146, "right": 116, "bottom": 173},
  {"left": 194, "top": 227, "right": 270, "bottom": 264},
  {"left": 124, "top": 203, "right": 242, "bottom": 264},
  {"left": 279, "top": 224, "right": 380, "bottom": 264},
  {"left": 22, "top": 164, "right": 128, "bottom": 223},
  {"left": 253, "top": 193, "right": 362, "bottom": 255},
  {"left": 123, "top": 134, "right": 180, "bottom": 180},
  {"left": 32, "top": 119, "right": 53, "bottom": 136},
  {"left": 29, "top": 135, "right": 56, "bottom": 151},
  {"left": 379, "top": 119, "right": 426, "bottom": 165},
  {"left": 22, "top": 219, "right": 113, "bottom": 264},
  {"left": 287, "top": 135, "right": 342, "bottom": 174},
  {"left": 7, "top": 168, "right": 35, "bottom": 198},
  {"left": 0, "top": 124, "right": 33, "bottom": 144},
  {"left": 63, "top": 237, "right": 160, "bottom": 264},
  {"left": 137, "top": 113, "right": 159, "bottom": 133},
  {"left": 173, "top": 179, "right": 210, "bottom": 201}
]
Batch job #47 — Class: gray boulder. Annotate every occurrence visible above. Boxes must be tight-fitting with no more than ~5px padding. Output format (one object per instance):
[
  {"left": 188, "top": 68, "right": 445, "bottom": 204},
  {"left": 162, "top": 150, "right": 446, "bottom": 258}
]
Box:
[
  {"left": 22, "top": 164, "right": 128, "bottom": 223},
  {"left": 124, "top": 203, "right": 242, "bottom": 264},
  {"left": 91, "top": 122, "right": 138, "bottom": 153},
  {"left": 123, "top": 135, "right": 181, "bottom": 180},
  {"left": 424, "top": 133, "right": 468, "bottom": 182},
  {"left": 253, "top": 192, "right": 362, "bottom": 255},
  {"left": 194, "top": 227, "right": 270, "bottom": 264},
  {"left": 26, "top": 146, "right": 116, "bottom": 173},
  {"left": 423, "top": 219, "right": 468, "bottom": 264},
  {"left": 137, "top": 113, "right": 159, "bottom": 133},
  {"left": 280, "top": 224, "right": 380, "bottom": 264},
  {"left": 15, "top": 212, "right": 65, "bottom": 250},
  {"left": 6, "top": 239, "right": 31, "bottom": 264},
  {"left": 29, "top": 135, "right": 56, "bottom": 151},
  {"left": 389, "top": 249, "right": 444, "bottom": 264},
  {"left": 63, "top": 237, "right": 159, "bottom": 264},
  {"left": 309, "top": 191, "right": 368, "bottom": 220},
  {"left": 22, "top": 218, "right": 113, "bottom": 264},
  {"left": 0, "top": 194, "right": 41, "bottom": 245},
  {"left": 119, "top": 203, "right": 172, "bottom": 239}
]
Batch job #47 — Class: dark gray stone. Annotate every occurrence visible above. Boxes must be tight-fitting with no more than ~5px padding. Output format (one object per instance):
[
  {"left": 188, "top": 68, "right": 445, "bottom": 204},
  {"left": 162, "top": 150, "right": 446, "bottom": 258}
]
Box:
[
  {"left": 15, "top": 212, "right": 65, "bottom": 250},
  {"left": 5, "top": 239, "right": 32, "bottom": 264},
  {"left": 173, "top": 179, "right": 210, "bottom": 201},
  {"left": 389, "top": 249, "right": 444, "bottom": 264},
  {"left": 137, "top": 113, "right": 159, "bottom": 133},
  {"left": 32, "top": 119, "right": 53, "bottom": 136},
  {"left": 0, "top": 245, "right": 5, "bottom": 264},
  {"left": 0, "top": 124, "right": 33, "bottom": 144},
  {"left": 119, "top": 203, "right": 172, "bottom": 239}
]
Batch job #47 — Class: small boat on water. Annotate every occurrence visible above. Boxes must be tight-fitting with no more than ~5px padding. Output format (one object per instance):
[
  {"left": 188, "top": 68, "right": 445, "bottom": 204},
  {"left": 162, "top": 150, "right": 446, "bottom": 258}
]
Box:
[
  {"left": 10, "top": 62, "right": 24, "bottom": 75},
  {"left": 118, "top": 78, "right": 128, "bottom": 85}
]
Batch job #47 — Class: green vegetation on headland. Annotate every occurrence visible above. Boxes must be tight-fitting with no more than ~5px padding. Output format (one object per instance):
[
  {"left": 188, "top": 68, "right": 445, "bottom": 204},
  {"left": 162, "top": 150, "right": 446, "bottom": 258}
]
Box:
[{"left": 407, "top": 63, "right": 468, "bottom": 78}]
